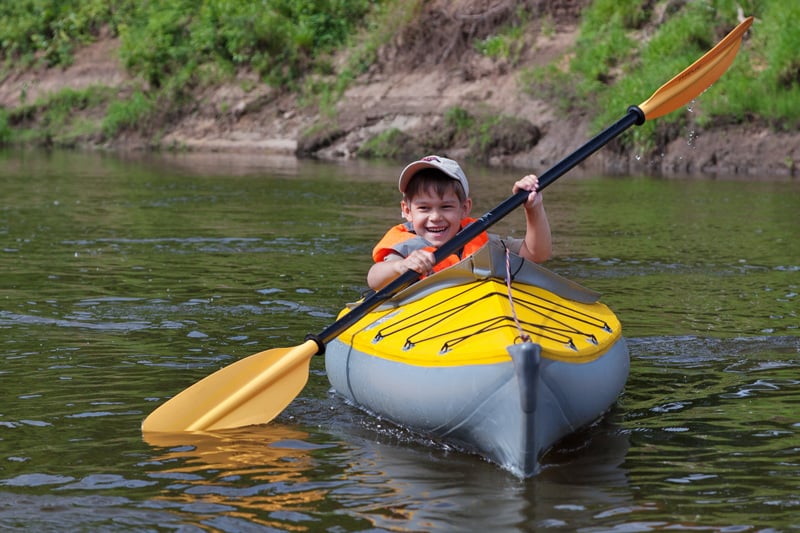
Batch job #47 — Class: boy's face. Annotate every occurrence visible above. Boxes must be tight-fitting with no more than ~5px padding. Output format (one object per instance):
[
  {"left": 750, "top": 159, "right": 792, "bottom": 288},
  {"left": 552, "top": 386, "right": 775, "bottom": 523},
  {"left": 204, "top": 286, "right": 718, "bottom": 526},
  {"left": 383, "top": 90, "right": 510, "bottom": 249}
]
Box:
[{"left": 401, "top": 184, "right": 472, "bottom": 247}]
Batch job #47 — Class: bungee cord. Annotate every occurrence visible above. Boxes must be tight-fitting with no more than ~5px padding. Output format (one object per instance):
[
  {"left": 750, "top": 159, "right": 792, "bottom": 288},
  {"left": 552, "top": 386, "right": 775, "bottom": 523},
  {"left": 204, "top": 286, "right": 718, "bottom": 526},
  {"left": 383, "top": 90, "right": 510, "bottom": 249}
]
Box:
[
  {"left": 505, "top": 245, "right": 531, "bottom": 343},
  {"left": 372, "top": 274, "right": 614, "bottom": 355}
]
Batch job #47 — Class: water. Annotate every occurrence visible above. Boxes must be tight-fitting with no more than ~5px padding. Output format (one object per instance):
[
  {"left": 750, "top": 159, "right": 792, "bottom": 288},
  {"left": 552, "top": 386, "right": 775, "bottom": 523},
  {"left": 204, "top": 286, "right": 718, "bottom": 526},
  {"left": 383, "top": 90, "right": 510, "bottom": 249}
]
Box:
[{"left": 0, "top": 149, "right": 797, "bottom": 531}]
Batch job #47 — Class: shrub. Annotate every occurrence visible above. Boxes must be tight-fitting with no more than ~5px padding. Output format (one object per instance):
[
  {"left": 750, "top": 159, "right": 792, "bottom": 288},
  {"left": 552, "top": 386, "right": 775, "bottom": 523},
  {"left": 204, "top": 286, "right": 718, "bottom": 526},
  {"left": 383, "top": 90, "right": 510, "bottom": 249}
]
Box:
[
  {"left": 117, "top": 0, "right": 378, "bottom": 90},
  {"left": 0, "top": 0, "right": 131, "bottom": 67},
  {"left": 103, "top": 90, "right": 154, "bottom": 136}
]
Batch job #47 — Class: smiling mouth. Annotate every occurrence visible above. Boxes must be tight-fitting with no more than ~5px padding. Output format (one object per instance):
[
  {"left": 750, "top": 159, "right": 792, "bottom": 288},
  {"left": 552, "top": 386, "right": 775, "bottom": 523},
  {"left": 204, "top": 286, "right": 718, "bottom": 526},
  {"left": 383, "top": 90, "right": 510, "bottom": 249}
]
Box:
[{"left": 426, "top": 226, "right": 448, "bottom": 234}]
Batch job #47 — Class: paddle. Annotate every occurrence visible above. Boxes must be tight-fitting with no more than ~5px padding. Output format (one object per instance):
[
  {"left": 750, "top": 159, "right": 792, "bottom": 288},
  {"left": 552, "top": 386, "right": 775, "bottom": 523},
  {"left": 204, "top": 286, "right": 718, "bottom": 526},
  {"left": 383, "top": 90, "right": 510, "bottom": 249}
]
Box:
[{"left": 142, "top": 16, "right": 753, "bottom": 434}]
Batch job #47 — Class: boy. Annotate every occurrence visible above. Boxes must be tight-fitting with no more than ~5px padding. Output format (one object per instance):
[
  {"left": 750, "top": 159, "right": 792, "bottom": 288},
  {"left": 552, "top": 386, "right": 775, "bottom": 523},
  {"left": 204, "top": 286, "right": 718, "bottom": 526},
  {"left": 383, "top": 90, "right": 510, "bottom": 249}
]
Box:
[{"left": 367, "top": 155, "right": 551, "bottom": 290}]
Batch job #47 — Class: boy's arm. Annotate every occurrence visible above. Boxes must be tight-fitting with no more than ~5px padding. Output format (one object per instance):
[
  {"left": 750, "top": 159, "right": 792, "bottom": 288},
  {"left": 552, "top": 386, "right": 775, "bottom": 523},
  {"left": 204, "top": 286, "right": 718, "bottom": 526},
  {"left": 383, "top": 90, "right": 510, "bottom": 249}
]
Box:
[
  {"left": 513, "top": 174, "right": 552, "bottom": 263},
  {"left": 520, "top": 200, "right": 552, "bottom": 263},
  {"left": 367, "top": 256, "right": 404, "bottom": 290},
  {"left": 367, "top": 250, "right": 435, "bottom": 290}
]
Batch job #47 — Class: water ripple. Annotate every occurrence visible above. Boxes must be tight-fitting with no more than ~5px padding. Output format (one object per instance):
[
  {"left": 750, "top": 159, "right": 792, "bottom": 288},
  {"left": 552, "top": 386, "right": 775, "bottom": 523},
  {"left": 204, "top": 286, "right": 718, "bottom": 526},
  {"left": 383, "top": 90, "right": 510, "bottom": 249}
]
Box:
[{"left": 0, "top": 310, "right": 151, "bottom": 332}]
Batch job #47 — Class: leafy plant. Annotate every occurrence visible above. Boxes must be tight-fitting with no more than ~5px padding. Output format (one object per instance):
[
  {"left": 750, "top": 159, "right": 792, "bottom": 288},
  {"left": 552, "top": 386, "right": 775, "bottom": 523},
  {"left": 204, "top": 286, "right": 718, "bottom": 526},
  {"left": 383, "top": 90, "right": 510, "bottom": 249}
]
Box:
[
  {"left": 444, "top": 107, "right": 475, "bottom": 134},
  {"left": 117, "top": 0, "right": 378, "bottom": 91},
  {"left": 473, "top": 7, "right": 527, "bottom": 64},
  {"left": 0, "top": 0, "right": 132, "bottom": 67},
  {"left": 103, "top": 90, "right": 154, "bottom": 136}
]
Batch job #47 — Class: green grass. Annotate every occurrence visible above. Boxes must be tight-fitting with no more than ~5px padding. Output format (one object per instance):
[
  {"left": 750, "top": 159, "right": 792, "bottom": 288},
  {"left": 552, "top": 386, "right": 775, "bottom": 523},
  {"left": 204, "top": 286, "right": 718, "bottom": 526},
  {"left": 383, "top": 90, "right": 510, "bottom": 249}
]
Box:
[
  {"left": 7, "top": 85, "right": 113, "bottom": 146},
  {"left": 117, "top": 0, "right": 378, "bottom": 93},
  {"left": 357, "top": 128, "right": 412, "bottom": 159},
  {"left": 473, "top": 8, "right": 528, "bottom": 65},
  {"left": 103, "top": 90, "right": 154, "bottom": 136},
  {"left": 523, "top": 0, "right": 799, "bottom": 152},
  {"left": 703, "top": 0, "right": 800, "bottom": 130}
]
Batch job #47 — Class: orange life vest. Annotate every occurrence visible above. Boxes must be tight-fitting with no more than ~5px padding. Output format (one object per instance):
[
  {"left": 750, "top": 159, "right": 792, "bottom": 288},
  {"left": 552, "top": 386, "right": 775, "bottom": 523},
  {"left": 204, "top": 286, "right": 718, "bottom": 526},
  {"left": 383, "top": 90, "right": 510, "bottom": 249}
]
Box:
[{"left": 372, "top": 218, "right": 489, "bottom": 273}]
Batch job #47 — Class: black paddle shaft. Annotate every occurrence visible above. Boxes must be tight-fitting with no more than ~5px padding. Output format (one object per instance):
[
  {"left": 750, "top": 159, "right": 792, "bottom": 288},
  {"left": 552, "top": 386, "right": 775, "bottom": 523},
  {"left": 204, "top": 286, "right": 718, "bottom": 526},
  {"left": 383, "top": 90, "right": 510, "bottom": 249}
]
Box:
[{"left": 308, "top": 105, "right": 646, "bottom": 353}]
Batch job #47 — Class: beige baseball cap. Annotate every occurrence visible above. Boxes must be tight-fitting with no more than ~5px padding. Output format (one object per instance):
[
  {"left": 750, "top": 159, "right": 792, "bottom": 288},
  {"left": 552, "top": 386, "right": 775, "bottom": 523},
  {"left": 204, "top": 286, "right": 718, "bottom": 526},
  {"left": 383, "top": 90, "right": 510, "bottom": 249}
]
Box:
[{"left": 398, "top": 155, "right": 470, "bottom": 197}]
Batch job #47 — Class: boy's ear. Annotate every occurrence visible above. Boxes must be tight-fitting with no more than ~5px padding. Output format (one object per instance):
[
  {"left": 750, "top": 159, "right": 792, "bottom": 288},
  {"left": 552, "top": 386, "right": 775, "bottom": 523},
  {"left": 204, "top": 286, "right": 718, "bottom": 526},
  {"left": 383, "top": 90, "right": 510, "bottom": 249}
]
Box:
[
  {"left": 401, "top": 200, "right": 412, "bottom": 220},
  {"left": 463, "top": 197, "right": 473, "bottom": 216}
]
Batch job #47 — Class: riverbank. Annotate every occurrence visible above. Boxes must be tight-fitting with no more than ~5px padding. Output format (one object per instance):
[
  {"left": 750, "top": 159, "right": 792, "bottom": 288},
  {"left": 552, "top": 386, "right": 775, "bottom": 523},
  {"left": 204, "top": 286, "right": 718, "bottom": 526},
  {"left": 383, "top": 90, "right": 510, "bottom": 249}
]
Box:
[{"left": 0, "top": 4, "right": 796, "bottom": 179}]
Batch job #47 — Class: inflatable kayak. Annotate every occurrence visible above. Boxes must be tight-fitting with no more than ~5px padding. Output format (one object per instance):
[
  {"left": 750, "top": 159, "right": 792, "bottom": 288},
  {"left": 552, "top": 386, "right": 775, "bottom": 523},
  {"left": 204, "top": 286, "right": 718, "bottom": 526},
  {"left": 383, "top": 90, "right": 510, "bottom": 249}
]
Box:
[{"left": 325, "top": 240, "right": 629, "bottom": 477}]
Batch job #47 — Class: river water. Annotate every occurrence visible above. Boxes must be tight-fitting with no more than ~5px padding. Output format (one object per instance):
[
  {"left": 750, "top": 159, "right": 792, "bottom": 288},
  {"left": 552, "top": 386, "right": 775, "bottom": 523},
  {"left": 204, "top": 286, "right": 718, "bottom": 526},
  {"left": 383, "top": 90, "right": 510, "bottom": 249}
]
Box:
[{"left": 0, "top": 149, "right": 797, "bottom": 531}]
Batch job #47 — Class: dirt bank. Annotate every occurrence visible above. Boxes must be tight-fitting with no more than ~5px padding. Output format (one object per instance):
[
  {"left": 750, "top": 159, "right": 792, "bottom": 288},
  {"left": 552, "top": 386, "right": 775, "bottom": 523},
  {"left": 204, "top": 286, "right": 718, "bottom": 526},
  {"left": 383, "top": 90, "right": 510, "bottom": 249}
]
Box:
[{"left": 0, "top": 2, "right": 796, "bottom": 178}]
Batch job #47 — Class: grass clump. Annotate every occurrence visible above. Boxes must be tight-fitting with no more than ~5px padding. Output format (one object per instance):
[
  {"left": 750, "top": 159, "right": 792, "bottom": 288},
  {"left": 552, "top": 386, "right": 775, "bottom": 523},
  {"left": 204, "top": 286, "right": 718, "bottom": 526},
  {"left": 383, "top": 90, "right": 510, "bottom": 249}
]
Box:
[
  {"left": 360, "top": 106, "right": 541, "bottom": 163},
  {"left": 7, "top": 86, "right": 114, "bottom": 146},
  {"left": 103, "top": 90, "right": 155, "bottom": 136},
  {"left": 473, "top": 7, "right": 528, "bottom": 65},
  {"left": 357, "top": 128, "right": 419, "bottom": 160},
  {"left": 444, "top": 106, "right": 541, "bottom": 158},
  {"left": 525, "top": 0, "right": 800, "bottom": 153}
]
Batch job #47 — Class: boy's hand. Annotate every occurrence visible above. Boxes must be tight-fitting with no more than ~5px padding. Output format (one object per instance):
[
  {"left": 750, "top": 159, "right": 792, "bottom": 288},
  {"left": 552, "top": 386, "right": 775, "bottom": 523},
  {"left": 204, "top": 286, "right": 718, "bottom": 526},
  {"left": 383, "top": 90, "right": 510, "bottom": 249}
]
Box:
[
  {"left": 513, "top": 174, "right": 543, "bottom": 209},
  {"left": 400, "top": 249, "right": 435, "bottom": 276}
]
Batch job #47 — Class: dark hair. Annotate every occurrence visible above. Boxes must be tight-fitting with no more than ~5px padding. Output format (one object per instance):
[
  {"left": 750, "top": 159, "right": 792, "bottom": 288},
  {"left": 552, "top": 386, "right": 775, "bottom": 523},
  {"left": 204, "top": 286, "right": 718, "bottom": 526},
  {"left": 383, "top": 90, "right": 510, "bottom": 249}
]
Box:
[{"left": 403, "top": 168, "right": 467, "bottom": 202}]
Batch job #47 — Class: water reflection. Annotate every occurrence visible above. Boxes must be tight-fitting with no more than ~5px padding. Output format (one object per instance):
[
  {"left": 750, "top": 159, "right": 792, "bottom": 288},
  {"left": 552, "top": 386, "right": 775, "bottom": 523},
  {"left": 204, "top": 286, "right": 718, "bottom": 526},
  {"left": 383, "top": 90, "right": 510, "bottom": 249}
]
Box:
[
  {"left": 139, "top": 413, "right": 633, "bottom": 531},
  {"left": 144, "top": 425, "right": 335, "bottom": 529}
]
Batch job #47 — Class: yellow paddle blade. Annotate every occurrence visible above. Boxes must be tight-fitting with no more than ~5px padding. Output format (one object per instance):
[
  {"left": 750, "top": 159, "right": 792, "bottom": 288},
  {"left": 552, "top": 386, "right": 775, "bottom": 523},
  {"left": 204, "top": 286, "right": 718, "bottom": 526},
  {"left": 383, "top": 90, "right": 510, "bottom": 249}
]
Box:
[
  {"left": 141, "top": 339, "right": 318, "bottom": 433},
  {"left": 639, "top": 16, "right": 753, "bottom": 120}
]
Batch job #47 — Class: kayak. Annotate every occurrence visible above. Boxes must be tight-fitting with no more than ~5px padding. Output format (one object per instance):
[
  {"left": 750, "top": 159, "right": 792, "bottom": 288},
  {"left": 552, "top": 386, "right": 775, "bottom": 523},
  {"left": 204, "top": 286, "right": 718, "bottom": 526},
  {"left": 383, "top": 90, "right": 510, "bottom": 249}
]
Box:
[{"left": 325, "top": 240, "right": 629, "bottom": 477}]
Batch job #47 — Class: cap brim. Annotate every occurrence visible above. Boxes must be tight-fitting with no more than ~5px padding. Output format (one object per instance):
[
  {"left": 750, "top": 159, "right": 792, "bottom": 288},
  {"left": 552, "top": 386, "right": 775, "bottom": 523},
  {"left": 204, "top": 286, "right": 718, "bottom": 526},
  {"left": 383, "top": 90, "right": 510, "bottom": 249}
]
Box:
[{"left": 398, "top": 161, "right": 439, "bottom": 193}]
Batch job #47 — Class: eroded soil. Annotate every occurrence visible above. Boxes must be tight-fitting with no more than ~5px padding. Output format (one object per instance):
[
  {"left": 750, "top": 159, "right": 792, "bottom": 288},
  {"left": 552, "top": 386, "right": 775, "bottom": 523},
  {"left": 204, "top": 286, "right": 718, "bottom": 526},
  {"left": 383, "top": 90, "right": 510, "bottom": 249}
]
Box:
[{"left": 0, "top": 1, "right": 796, "bottom": 178}]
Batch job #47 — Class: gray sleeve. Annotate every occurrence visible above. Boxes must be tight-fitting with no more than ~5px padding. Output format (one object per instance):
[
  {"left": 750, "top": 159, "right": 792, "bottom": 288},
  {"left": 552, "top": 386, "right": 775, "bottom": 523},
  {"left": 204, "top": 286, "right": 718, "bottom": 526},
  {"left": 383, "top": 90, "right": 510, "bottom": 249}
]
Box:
[{"left": 488, "top": 233, "right": 524, "bottom": 255}]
